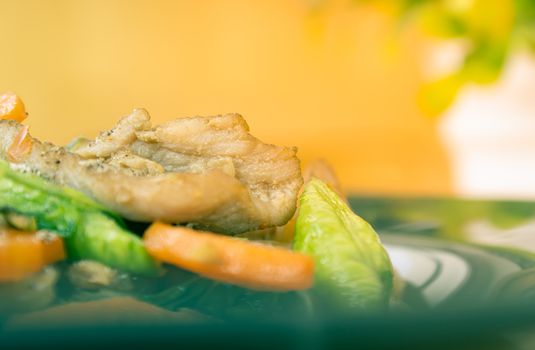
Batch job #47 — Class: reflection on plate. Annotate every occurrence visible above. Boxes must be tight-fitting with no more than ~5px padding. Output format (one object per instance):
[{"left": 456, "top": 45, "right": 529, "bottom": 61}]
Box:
[{"left": 384, "top": 234, "right": 527, "bottom": 308}]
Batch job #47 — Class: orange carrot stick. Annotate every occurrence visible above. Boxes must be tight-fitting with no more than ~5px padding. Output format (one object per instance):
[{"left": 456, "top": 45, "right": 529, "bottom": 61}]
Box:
[
  {"left": 144, "top": 222, "right": 314, "bottom": 291},
  {"left": 0, "top": 229, "right": 65, "bottom": 282}
]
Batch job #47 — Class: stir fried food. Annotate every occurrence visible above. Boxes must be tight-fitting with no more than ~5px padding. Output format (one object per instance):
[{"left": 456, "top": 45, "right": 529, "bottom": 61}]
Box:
[
  {"left": 0, "top": 109, "right": 302, "bottom": 234},
  {"left": 0, "top": 93, "right": 393, "bottom": 323}
]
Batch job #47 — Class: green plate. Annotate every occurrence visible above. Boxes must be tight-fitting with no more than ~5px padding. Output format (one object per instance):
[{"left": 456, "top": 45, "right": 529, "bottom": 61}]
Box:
[{"left": 3, "top": 196, "right": 535, "bottom": 349}]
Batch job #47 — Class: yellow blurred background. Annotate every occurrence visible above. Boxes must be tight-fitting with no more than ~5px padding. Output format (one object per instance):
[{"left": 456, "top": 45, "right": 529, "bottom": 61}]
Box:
[{"left": 0, "top": 0, "right": 451, "bottom": 195}]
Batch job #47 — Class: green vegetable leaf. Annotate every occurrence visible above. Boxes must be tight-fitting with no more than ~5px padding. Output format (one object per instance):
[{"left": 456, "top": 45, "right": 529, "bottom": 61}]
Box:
[
  {"left": 294, "top": 178, "right": 393, "bottom": 311},
  {"left": 141, "top": 268, "right": 313, "bottom": 321},
  {"left": 0, "top": 160, "right": 116, "bottom": 236},
  {"left": 65, "top": 212, "right": 160, "bottom": 276},
  {"left": 0, "top": 160, "right": 160, "bottom": 276}
]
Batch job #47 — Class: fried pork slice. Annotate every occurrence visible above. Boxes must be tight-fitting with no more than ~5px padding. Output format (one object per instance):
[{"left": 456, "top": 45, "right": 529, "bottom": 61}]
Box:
[{"left": 0, "top": 111, "right": 302, "bottom": 234}]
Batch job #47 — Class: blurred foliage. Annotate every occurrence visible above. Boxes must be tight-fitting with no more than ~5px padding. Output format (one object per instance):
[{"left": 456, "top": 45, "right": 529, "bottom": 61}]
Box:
[
  {"left": 356, "top": 0, "right": 535, "bottom": 115},
  {"left": 349, "top": 196, "right": 535, "bottom": 240}
]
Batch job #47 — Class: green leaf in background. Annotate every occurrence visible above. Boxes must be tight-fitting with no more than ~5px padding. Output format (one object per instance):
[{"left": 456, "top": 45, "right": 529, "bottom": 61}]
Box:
[
  {"left": 418, "top": 72, "right": 463, "bottom": 116},
  {"left": 462, "top": 39, "right": 508, "bottom": 84},
  {"left": 415, "top": 2, "right": 468, "bottom": 38},
  {"left": 352, "top": 0, "right": 533, "bottom": 114}
]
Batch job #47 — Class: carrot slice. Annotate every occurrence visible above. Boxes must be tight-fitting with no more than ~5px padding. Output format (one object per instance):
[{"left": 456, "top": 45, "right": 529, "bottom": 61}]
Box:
[
  {"left": 144, "top": 222, "right": 314, "bottom": 291},
  {"left": 0, "top": 229, "right": 65, "bottom": 282},
  {"left": 0, "top": 92, "right": 27, "bottom": 122}
]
